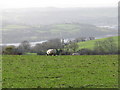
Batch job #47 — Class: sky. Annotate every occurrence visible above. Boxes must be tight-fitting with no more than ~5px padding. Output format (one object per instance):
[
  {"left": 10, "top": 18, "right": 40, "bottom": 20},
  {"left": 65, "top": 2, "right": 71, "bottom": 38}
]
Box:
[{"left": 0, "top": 0, "right": 119, "bottom": 9}]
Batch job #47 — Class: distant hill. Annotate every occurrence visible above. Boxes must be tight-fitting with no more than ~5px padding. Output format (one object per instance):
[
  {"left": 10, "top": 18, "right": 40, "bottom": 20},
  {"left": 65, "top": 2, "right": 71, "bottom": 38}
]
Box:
[
  {"left": 78, "top": 36, "right": 119, "bottom": 50},
  {"left": 2, "top": 23, "right": 118, "bottom": 43},
  {"left": 2, "top": 7, "right": 117, "bottom": 26},
  {"left": 1, "top": 7, "right": 118, "bottom": 43}
]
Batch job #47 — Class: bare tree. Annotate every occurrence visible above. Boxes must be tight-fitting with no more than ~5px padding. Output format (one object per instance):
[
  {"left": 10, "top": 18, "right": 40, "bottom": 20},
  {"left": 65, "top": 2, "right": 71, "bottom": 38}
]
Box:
[{"left": 18, "top": 41, "right": 31, "bottom": 54}]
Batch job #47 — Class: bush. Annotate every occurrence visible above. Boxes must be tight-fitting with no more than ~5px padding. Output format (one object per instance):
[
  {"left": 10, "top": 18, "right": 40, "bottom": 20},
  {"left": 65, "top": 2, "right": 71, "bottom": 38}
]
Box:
[{"left": 77, "top": 48, "right": 93, "bottom": 55}]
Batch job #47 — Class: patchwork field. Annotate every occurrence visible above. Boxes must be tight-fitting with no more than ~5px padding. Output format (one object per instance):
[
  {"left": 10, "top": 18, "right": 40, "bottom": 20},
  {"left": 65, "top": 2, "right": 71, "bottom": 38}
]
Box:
[{"left": 2, "top": 55, "right": 118, "bottom": 88}]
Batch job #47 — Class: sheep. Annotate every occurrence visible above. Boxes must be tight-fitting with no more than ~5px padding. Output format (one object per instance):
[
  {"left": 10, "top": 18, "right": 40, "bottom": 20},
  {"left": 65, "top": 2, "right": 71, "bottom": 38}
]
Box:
[
  {"left": 72, "top": 53, "right": 80, "bottom": 55},
  {"left": 46, "top": 49, "right": 57, "bottom": 56}
]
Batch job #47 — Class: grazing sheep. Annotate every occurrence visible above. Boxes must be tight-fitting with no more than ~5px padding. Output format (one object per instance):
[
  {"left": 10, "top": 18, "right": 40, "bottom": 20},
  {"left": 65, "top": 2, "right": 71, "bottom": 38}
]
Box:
[
  {"left": 72, "top": 53, "right": 80, "bottom": 55},
  {"left": 46, "top": 49, "right": 57, "bottom": 56}
]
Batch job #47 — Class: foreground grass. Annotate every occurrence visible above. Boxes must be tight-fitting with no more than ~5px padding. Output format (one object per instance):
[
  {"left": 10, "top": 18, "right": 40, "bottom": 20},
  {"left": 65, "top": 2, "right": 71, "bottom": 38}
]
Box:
[
  {"left": 2, "top": 55, "right": 118, "bottom": 88},
  {"left": 0, "top": 55, "right": 2, "bottom": 89}
]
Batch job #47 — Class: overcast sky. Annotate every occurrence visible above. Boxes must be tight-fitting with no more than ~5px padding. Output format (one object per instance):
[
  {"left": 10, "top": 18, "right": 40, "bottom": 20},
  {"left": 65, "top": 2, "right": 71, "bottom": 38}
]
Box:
[{"left": 0, "top": 0, "right": 119, "bottom": 9}]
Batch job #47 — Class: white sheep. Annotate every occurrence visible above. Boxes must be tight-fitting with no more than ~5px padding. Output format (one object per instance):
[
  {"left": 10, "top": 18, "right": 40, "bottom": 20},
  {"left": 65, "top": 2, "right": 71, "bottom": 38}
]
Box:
[
  {"left": 46, "top": 49, "right": 57, "bottom": 56},
  {"left": 72, "top": 53, "right": 80, "bottom": 55}
]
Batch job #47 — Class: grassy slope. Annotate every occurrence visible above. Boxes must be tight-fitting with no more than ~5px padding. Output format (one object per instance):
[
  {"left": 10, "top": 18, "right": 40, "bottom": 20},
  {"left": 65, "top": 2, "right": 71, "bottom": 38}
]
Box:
[
  {"left": 2, "top": 25, "right": 30, "bottom": 31},
  {"left": 2, "top": 55, "right": 118, "bottom": 88},
  {"left": 2, "top": 23, "right": 117, "bottom": 43},
  {"left": 2, "top": 23, "right": 114, "bottom": 34},
  {"left": 78, "top": 36, "right": 119, "bottom": 50}
]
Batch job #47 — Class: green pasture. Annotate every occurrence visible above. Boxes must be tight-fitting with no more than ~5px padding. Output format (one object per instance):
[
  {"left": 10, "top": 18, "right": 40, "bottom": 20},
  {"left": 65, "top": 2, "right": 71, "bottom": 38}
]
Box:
[
  {"left": 2, "top": 55, "right": 118, "bottom": 88},
  {"left": 78, "top": 36, "right": 119, "bottom": 50}
]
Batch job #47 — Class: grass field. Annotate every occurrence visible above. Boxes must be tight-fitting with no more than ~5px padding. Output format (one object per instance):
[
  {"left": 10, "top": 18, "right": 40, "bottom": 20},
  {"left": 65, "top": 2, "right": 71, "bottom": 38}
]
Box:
[
  {"left": 78, "top": 36, "right": 119, "bottom": 50},
  {"left": 2, "top": 55, "right": 118, "bottom": 88}
]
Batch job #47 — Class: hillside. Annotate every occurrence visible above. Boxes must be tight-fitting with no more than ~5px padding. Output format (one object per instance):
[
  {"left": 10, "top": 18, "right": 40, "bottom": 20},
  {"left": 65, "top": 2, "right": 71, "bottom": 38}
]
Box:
[
  {"left": 1, "top": 7, "right": 118, "bottom": 43},
  {"left": 2, "top": 7, "right": 117, "bottom": 26},
  {"left": 78, "top": 36, "right": 119, "bottom": 50},
  {"left": 2, "top": 23, "right": 117, "bottom": 43}
]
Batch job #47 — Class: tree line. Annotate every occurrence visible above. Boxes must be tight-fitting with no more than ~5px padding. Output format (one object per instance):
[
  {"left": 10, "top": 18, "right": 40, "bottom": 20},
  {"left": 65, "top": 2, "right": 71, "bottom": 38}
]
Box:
[{"left": 1, "top": 37, "right": 119, "bottom": 55}]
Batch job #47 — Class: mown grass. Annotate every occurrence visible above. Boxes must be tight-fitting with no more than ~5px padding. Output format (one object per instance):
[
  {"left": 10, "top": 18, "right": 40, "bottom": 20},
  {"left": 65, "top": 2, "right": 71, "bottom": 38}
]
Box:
[
  {"left": 0, "top": 55, "right": 2, "bottom": 89},
  {"left": 78, "top": 36, "right": 119, "bottom": 50},
  {"left": 2, "top": 55, "right": 118, "bottom": 88}
]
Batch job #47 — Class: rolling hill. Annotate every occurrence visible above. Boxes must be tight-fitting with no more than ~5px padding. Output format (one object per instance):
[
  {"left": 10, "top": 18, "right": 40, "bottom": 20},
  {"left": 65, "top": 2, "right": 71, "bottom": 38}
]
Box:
[
  {"left": 2, "top": 7, "right": 117, "bottom": 26},
  {"left": 2, "top": 23, "right": 118, "bottom": 43},
  {"left": 1, "top": 7, "right": 118, "bottom": 43},
  {"left": 77, "top": 36, "right": 119, "bottom": 50}
]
